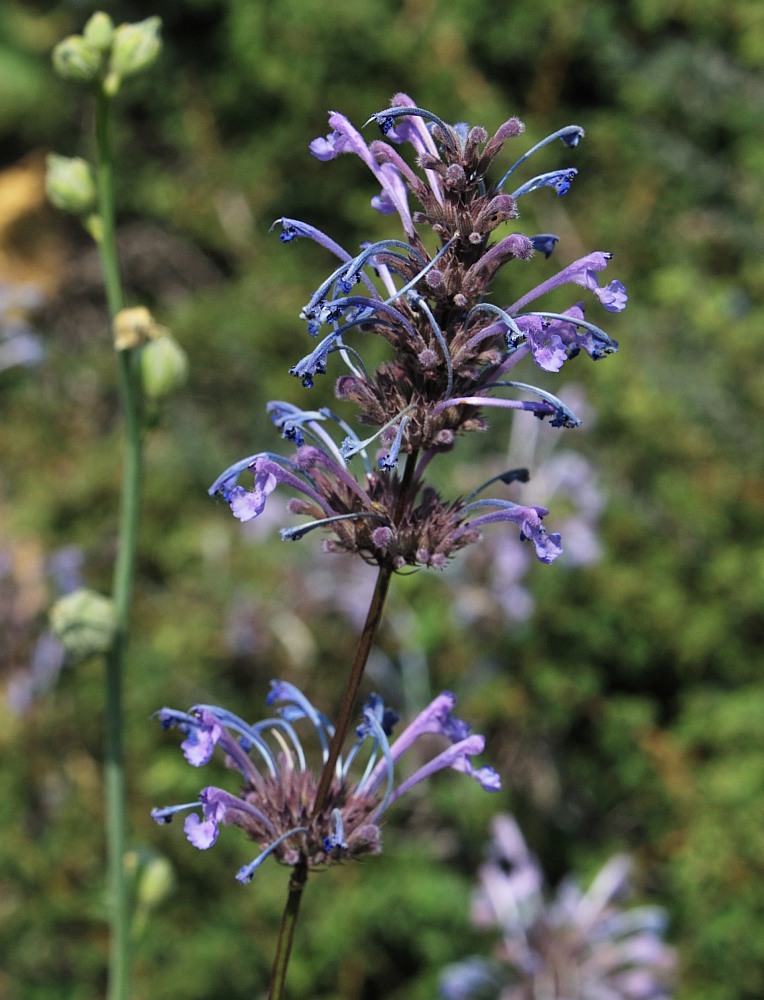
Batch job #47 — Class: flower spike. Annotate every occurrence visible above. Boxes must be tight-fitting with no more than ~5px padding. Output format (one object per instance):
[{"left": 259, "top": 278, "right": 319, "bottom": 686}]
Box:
[
  {"left": 212, "top": 98, "right": 625, "bottom": 571},
  {"left": 153, "top": 684, "right": 499, "bottom": 879}
]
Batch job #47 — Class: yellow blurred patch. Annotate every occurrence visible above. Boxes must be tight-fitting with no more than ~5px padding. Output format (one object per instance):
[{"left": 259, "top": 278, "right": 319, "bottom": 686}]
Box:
[{"left": 0, "top": 153, "right": 67, "bottom": 295}]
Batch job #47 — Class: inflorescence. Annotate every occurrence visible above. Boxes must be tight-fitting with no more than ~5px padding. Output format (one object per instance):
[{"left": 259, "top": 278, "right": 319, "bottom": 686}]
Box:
[
  {"left": 440, "top": 814, "right": 676, "bottom": 1000},
  {"left": 209, "top": 95, "right": 626, "bottom": 572},
  {"left": 151, "top": 682, "right": 500, "bottom": 882}
]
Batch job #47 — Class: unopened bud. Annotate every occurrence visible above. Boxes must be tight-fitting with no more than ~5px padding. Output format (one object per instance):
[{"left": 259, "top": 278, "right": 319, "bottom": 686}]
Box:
[
  {"left": 83, "top": 12, "right": 114, "bottom": 52},
  {"left": 135, "top": 853, "right": 176, "bottom": 909},
  {"left": 45, "top": 154, "right": 98, "bottom": 216},
  {"left": 52, "top": 35, "right": 103, "bottom": 83},
  {"left": 50, "top": 588, "right": 117, "bottom": 659},
  {"left": 141, "top": 334, "right": 189, "bottom": 400},
  {"left": 109, "top": 17, "right": 162, "bottom": 82},
  {"left": 113, "top": 306, "right": 165, "bottom": 351}
]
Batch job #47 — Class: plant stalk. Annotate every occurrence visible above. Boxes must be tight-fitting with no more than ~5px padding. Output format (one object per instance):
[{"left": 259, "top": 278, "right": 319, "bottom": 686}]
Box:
[
  {"left": 266, "top": 561, "right": 393, "bottom": 1000},
  {"left": 311, "top": 562, "right": 393, "bottom": 818},
  {"left": 267, "top": 449, "right": 420, "bottom": 997},
  {"left": 266, "top": 860, "right": 309, "bottom": 1000},
  {"left": 95, "top": 85, "right": 144, "bottom": 1000}
]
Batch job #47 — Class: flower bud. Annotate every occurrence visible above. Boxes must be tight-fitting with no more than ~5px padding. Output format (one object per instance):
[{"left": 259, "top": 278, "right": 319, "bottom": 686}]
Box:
[
  {"left": 83, "top": 12, "right": 114, "bottom": 52},
  {"left": 50, "top": 588, "right": 118, "bottom": 659},
  {"left": 109, "top": 17, "right": 162, "bottom": 82},
  {"left": 134, "top": 853, "right": 176, "bottom": 910},
  {"left": 45, "top": 154, "right": 98, "bottom": 216},
  {"left": 113, "top": 306, "right": 163, "bottom": 351},
  {"left": 52, "top": 35, "right": 103, "bottom": 83},
  {"left": 141, "top": 334, "right": 189, "bottom": 400}
]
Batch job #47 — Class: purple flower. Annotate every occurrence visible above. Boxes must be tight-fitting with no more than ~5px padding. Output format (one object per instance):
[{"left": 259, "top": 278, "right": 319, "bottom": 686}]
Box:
[
  {"left": 152, "top": 683, "right": 499, "bottom": 882},
  {"left": 309, "top": 129, "right": 352, "bottom": 161},
  {"left": 210, "top": 416, "right": 565, "bottom": 568},
  {"left": 212, "top": 99, "right": 627, "bottom": 572},
  {"left": 440, "top": 815, "right": 676, "bottom": 1000}
]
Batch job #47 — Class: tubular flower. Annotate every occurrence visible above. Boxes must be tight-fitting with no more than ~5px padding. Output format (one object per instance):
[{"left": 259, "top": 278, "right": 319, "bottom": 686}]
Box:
[
  {"left": 151, "top": 683, "right": 500, "bottom": 883},
  {"left": 440, "top": 815, "right": 676, "bottom": 1000},
  {"left": 209, "top": 413, "right": 561, "bottom": 569},
  {"left": 211, "top": 97, "right": 626, "bottom": 567}
]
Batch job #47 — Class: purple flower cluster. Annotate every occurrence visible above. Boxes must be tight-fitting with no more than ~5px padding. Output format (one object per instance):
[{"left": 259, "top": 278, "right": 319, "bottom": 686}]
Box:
[
  {"left": 441, "top": 815, "right": 676, "bottom": 1000},
  {"left": 210, "top": 96, "right": 626, "bottom": 571},
  {"left": 152, "top": 683, "right": 499, "bottom": 882}
]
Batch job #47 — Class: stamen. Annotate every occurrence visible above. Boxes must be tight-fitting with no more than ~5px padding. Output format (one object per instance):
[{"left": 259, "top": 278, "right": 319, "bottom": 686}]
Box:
[
  {"left": 364, "top": 106, "right": 458, "bottom": 154},
  {"left": 357, "top": 704, "right": 395, "bottom": 816},
  {"left": 510, "top": 168, "right": 578, "bottom": 200},
  {"left": 150, "top": 801, "right": 201, "bottom": 824},
  {"left": 342, "top": 239, "right": 425, "bottom": 286},
  {"left": 152, "top": 707, "right": 196, "bottom": 731},
  {"left": 318, "top": 415, "right": 369, "bottom": 471},
  {"left": 340, "top": 403, "right": 416, "bottom": 462},
  {"left": 464, "top": 468, "right": 530, "bottom": 503},
  {"left": 465, "top": 303, "right": 525, "bottom": 350},
  {"left": 408, "top": 294, "right": 453, "bottom": 398},
  {"left": 253, "top": 717, "right": 307, "bottom": 772},
  {"left": 267, "top": 680, "right": 333, "bottom": 761},
  {"left": 530, "top": 233, "right": 559, "bottom": 258},
  {"left": 496, "top": 125, "right": 585, "bottom": 189},
  {"left": 236, "top": 827, "right": 309, "bottom": 883},
  {"left": 270, "top": 727, "right": 296, "bottom": 770},
  {"left": 279, "top": 511, "right": 388, "bottom": 542},
  {"left": 379, "top": 415, "right": 412, "bottom": 471},
  {"left": 323, "top": 809, "right": 348, "bottom": 852}
]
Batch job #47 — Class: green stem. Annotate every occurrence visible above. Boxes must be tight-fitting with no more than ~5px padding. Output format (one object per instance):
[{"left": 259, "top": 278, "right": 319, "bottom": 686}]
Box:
[
  {"left": 267, "top": 860, "right": 309, "bottom": 1000},
  {"left": 95, "top": 85, "right": 144, "bottom": 1000}
]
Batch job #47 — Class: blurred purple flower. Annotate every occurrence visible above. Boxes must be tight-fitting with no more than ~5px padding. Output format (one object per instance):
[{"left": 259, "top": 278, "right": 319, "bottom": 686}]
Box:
[
  {"left": 3, "top": 543, "right": 80, "bottom": 715},
  {"left": 440, "top": 815, "right": 676, "bottom": 1000},
  {"left": 0, "top": 282, "right": 45, "bottom": 373}
]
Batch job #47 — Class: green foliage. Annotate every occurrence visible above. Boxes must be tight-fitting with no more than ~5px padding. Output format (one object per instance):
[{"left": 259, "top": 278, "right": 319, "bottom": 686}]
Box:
[{"left": 1, "top": 0, "right": 763, "bottom": 997}]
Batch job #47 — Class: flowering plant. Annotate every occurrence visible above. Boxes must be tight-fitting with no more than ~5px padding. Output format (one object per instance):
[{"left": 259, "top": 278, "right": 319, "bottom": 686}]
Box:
[
  {"left": 44, "top": 17, "right": 635, "bottom": 993},
  {"left": 153, "top": 95, "right": 629, "bottom": 999},
  {"left": 441, "top": 815, "right": 676, "bottom": 1000},
  {"left": 152, "top": 684, "right": 499, "bottom": 882},
  {"left": 209, "top": 96, "right": 626, "bottom": 573},
  {"left": 150, "top": 95, "right": 631, "bottom": 998}
]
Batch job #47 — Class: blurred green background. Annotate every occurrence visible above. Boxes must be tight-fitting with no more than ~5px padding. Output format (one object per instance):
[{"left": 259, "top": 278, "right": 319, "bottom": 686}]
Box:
[{"left": 1, "top": 0, "right": 764, "bottom": 997}]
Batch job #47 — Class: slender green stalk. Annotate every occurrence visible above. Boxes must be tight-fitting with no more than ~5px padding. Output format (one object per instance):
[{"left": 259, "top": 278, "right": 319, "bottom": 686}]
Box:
[
  {"left": 94, "top": 85, "right": 144, "bottom": 1000},
  {"left": 267, "top": 860, "right": 309, "bottom": 1000}
]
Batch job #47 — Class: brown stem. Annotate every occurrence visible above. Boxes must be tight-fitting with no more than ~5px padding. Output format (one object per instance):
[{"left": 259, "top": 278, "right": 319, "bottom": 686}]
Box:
[
  {"left": 311, "top": 449, "right": 418, "bottom": 818},
  {"left": 311, "top": 563, "right": 392, "bottom": 818},
  {"left": 266, "top": 561, "right": 393, "bottom": 999},
  {"left": 266, "top": 859, "right": 309, "bottom": 1000},
  {"left": 268, "top": 448, "right": 418, "bottom": 997},
  {"left": 394, "top": 449, "right": 419, "bottom": 523}
]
